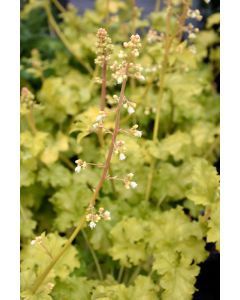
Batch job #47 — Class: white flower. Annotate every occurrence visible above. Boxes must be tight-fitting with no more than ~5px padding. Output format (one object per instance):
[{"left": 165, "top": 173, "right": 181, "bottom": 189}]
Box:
[
  {"left": 119, "top": 153, "right": 126, "bottom": 160},
  {"left": 134, "top": 130, "right": 142, "bottom": 138},
  {"left": 139, "top": 75, "right": 145, "bottom": 81},
  {"left": 96, "top": 115, "right": 104, "bottom": 122},
  {"left": 130, "top": 181, "right": 138, "bottom": 189},
  {"left": 75, "top": 165, "right": 81, "bottom": 173},
  {"left": 204, "top": 0, "right": 210, "bottom": 3},
  {"left": 89, "top": 221, "right": 96, "bottom": 229},
  {"left": 30, "top": 236, "right": 42, "bottom": 245},
  {"left": 117, "top": 76, "right": 123, "bottom": 84},
  {"left": 128, "top": 106, "right": 135, "bottom": 114},
  {"left": 92, "top": 123, "right": 99, "bottom": 129},
  {"left": 103, "top": 210, "right": 111, "bottom": 220}
]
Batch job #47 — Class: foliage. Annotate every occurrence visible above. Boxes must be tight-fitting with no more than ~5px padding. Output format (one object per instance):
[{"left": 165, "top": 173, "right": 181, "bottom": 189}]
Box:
[{"left": 20, "top": 0, "right": 220, "bottom": 299}]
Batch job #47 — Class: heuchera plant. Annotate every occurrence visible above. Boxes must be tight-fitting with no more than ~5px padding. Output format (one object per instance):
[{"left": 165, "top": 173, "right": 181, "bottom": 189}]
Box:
[{"left": 20, "top": 0, "right": 220, "bottom": 299}]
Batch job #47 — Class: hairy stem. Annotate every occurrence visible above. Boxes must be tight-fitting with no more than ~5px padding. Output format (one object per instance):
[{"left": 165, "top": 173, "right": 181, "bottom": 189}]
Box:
[
  {"left": 31, "top": 68, "right": 129, "bottom": 294},
  {"left": 82, "top": 229, "right": 103, "bottom": 280}
]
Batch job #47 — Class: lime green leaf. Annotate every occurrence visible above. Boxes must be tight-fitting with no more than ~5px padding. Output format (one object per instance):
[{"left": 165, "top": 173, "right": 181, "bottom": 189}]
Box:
[
  {"left": 49, "top": 182, "right": 91, "bottom": 231},
  {"left": 129, "top": 275, "right": 159, "bottom": 300},
  {"left": 20, "top": 206, "right": 37, "bottom": 239},
  {"left": 51, "top": 276, "right": 94, "bottom": 300},
  {"left": 207, "top": 202, "right": 220, "bottom": 250},
  {"left": 109, "top": 217, "right": 147, "bottom": 267},
  {"left": 186, "top": 158, "right": 219, "bottom": 206},
  {"left": 38, "top": 163, "right": 72, "bottom": 188},
  {"left": 158, "top": 254, "right": 200, "bottom": 300},
  {"left": 21, "top": 232, "right": 80, "bottom": 280},
  {"left": 149, "top": 131, "right": 192, "bottom": 161}
]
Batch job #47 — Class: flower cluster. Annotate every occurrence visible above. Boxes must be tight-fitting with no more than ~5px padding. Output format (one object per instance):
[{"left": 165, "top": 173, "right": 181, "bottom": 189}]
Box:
[
  {"left": 114, "top": 140, "right": 127, "bottom": 161},
  {"left": 92, "top": 110, "right": 107, "bottom": 130},
  {"left": 184, "top": 23, "right": 199, "bottom": 40},
  {"left": 123, "top": 34, "right": 142, "bottom": 58},
  {"left": 147, "top": 29, "right": 164, "bottom": 44},
  {"left": 113, "top": 95, "right": 136, "bottom": 114},
  {"left": 110, "top": 34, "right": 145, "bottom": 84},
  {"left": 95, "top": 28, "right": 113, "bottom": 65},
  {"left": 187, "top": 9, "right": 203, "bottom": 21},
  {"left": 86, "top": 206, "right": 111, "bottom": 229},
  {"left": 75, "top": 159, "right": 87, "bottom": 173},
  {"left": 21, "top": 87, "right": 35, "bottom": 109},
  {"left": 124, "top": 173, "right": 138, "bottom": 190}
]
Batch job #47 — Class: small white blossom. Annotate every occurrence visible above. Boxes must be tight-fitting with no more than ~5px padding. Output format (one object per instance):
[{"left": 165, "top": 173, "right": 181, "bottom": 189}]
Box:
[
  {"left": 75, "top": 165, "right": 81, "bottom": 173},
  {"left": 137, "top": 75, "right": 145, "bottom": 81},
  {"left": 117, "top": 76, "right": 123, "bottom": 84},
  {"left": 204, "top": 0, "right": 210, "bottom": 3},
  {"left": 134, "top": 130, "right": 142, "bottom": 137},
  {"left": 128, "top": 106, "right": 135, "bottom": 114},
  {"left": 119, "top": 153, "right": 126, "bottom": 160},
  {"left": 89, "top": 221, "right": 96, "bottom": 229},
  {"left": 30, "top": 236, "right": 42, "bottom": 246},
  {"left": 103, "top": 210, "right": 111, "bottom": 220},
  {"left": 96, "top": 115, "right": 104, "bottom": 122},
  {"left": 92, "top": 123, "right": 99, "bottom": 129},
  {"left": 130, "top": 181, "right": 138, "bottom": 189}
]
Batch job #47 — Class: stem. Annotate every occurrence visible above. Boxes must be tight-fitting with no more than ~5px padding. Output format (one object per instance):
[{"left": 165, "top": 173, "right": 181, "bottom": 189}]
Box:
[
  {"left": 51, "top": 0, "right": 66, "bottom": 13},
  {"left": 117, "top": 265, "right": 125, "bottom": 283},
  {"left": 176, "top": 0, "right": 190, "bottom": 41},
  {"left": 100, "top": 60, "right": 107, "bottom": 111},
  {"left": 82, "top": 229, "right": 103, "bottom": 280},
  {"left": 59, "top": 153, "right": 75, "bottom": 170},
  {"left": 26, "top": 108, "right": 37, "bottom": 135},
  {"left": 131, "top": 0, "right": 137, "bottom": 34},
  {"left": 105, "top": 0, "right": 110, "bottom": 26},
  {"left": 89, "top": 73, "right": 128, "bottom": 207},
  {"left": 45, "top": 1, "right": 93, "bottom": 74},
  {"left": 155, "top": 0, "right": 161, "bottom": 12},
  {"left": 31, "top": 68, "right": 129, "bottom": 294},
  {"left": 145, "top": 0, "right": 173, "bottom": 202},
  {"left": 127, "top": 265, "right": 141, "bottom": 285},
  {"left": 31, "top": 215, "right": 86, "bottom": 294}
]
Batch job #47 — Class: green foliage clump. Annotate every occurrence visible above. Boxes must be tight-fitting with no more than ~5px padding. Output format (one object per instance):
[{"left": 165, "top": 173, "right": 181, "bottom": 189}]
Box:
[{"left": 20, "top": 0, "right": 219, "bottom": 299}]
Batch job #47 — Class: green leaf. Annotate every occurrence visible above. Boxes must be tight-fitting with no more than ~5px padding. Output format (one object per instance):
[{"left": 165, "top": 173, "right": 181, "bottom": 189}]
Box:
[
  {"left": 20, "top": 206, "right": 37, "bottom": 239},
  {"left": 49, "top": 181, "right": 92, "bottom": 231},
  {"left": 51, "top": 276, "right": 94, "bottom": 300},
  {"left": 109, "top": 217, "right": 147, "bottom": 267},
  {"left": 38, "top": 163, "right": 72, "bottom": 188},
  {"left": 21, "top": 232, "right": 80, "bottom": 281},
  {"left": 186, "top": 158, "right": 219, "bottom": 206},
  {"left": 148, "top": 131, "right": 192, "bottom": 161},
  {"left": 159, "top": 254, "right": 200, "bottom": 300},
  {"left": 129, "top": 275, "right": 159, "bottom": 300},
  {"left": 207, "top": 202, "right": 220, "bottom": 250}
]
